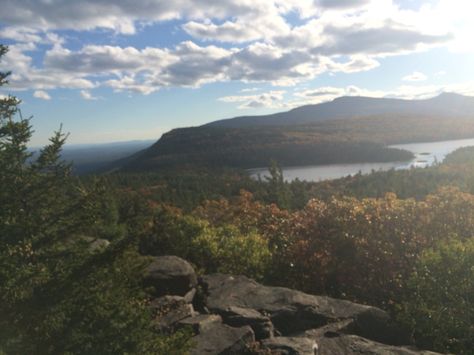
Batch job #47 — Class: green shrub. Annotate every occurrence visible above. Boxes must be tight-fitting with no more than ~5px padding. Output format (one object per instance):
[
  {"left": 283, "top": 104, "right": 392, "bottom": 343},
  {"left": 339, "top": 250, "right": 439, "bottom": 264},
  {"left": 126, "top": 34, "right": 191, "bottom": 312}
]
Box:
[
  {"left": 141, "top": 208, "right": 271, "bottom": 280},
  {"left": 140, "top": 207, "right": 207, "bottom": 258},
  {"left": 192, "top": 224, "right": 271, "bottom": 280},
  {"left": 399, "top": 237, "right": 474, "bottom": 354}
]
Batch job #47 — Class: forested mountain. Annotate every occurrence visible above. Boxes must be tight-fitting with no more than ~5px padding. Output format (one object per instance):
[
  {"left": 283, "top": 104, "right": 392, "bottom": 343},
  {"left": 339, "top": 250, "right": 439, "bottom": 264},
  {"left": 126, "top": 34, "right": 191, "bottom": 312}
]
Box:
[
  {"left": 120, "top": 99, "right": 474, "bottom": 171},
  {"left": 121, "top": 126, "right": 413, "bottom": 171},
  {"left": 207, "top": 93, "right": 474, "bottom": 128}
]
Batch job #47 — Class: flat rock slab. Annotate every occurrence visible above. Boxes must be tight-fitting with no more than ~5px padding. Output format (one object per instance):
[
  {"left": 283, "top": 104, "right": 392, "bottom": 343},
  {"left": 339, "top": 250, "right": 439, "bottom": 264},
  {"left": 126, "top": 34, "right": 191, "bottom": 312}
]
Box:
[
  {"left": 220, "top": 306, "right": 274, "bottom": 340},
  {"left": 314, "top": 334, "right": 442, "bottom": 355},
  {"left": 295, "top": 319, "right": 355, "bottom": 338},
  {"left": 177, "top": 314, "right": 222, "bottom": 335},
  {"left": 144, "top": 255, "right": 197, "bottom": 297},
  {"left": 201, "top": 274, "right": 410, "bottom": 345},
  {"left": 262, "top": 336, "right": 319, "bottom": 355},
  {"left": 190, "top": 322, "right": 255, "bottom": 355}
]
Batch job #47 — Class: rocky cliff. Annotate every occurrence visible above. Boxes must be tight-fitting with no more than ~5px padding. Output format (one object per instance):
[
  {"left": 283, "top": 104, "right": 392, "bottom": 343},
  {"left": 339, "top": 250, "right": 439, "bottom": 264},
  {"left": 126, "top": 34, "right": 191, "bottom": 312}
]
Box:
[{"left": 144, "top": 256, "right": 441, "bottom": 355}]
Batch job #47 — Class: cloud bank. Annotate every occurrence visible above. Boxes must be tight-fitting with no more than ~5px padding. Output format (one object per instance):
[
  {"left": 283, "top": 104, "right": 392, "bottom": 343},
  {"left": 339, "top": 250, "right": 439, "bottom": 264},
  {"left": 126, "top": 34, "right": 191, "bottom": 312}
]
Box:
[{"left": 0, "top": 0, "right": 466, "bottom": 99}]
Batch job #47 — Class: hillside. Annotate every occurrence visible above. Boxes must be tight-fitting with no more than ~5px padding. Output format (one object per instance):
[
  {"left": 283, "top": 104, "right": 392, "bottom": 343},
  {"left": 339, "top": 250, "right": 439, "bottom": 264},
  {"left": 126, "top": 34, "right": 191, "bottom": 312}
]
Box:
[
  {"left": 207, "top": 93, "right": 474, "bottom": 128},
  {"left": 118, "top": 93, "right": 474, "bottom": 172},
  {"left": 122, "top": 126, "right": 413, "bottom": 171}
]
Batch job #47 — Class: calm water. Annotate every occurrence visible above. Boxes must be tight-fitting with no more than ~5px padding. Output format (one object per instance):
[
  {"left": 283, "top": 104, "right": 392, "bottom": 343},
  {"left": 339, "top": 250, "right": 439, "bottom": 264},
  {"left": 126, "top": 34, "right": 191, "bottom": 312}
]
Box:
[{"left": 249, "top": 138, "right": 474, "bottom": 182}]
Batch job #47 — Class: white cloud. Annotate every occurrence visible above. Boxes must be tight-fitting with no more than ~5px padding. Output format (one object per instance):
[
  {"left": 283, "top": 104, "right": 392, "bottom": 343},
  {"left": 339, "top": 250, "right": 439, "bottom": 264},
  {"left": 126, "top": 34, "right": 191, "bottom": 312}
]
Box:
[
  {"left": 0, "top": 27, "right": 42, "bottom": 43},
  {"left": 44, "top": 45, "right": 177, "bottom": 76},
  {"left": 240, "top": 87, "right": 260, "bottom": 92},
  {"left": 291, "top": 85, "right": 386, "bottom": 105},
  {"left": 219, "top": 90, "right": 286, "bottom": 109},
  {"left": 294, "top": 87, "right": 346, "bottom": 98},
  {"left": 33, "top": 90, "right": 51, "bottom": 100},
  {"left": 414, "top": 0, "right": 474, "bottom": 53},
  {"left": 0, "top": 44, "right": 96, "bottom": 91},
  {"left": 327, "top": 55, "right": 380, "bottom": 73},
  {"left": 388, "top": 85, "right": 442, "bottom": 99},
  {"left": 402, "top": 71, "right": 428, "bottom": 82},
  {"left": 273, "top": 2, "right": 451, "bottom": 57},
  {"left": 222, "top": 82, "right": 474, "bottom": 111},
  {"left": 105, "top": 76, "right": 157, "bottom": 95},
  {"left": 0, "top": 0, "right": 468, "bottom": 96},
  {"left": 391, "top": 82, "right": 474, "bottom": 99},
  {"left": 314, "top": 0, "right": 371, "bottom": 9},
  {"left": 0, "top": 0, "right": 291, "bottom": 35},
  {"left": 227, "top": 42, "right": 322, "bottom": 85},
  {"left": 80, "top": 90, "right": 99, "bottom": 100},
  {"left": 182, "top": 1, "right": 290, "bottom": 43},
  {"left": 158, "top": 41, "right": 233, "bottom": 87},
  {"left": 285, "top": 82, "right": 474, "bottom": 108}
]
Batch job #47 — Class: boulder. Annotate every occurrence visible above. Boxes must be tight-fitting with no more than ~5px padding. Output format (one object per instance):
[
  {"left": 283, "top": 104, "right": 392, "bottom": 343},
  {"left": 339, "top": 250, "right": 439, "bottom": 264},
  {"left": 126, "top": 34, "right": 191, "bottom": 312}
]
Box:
[
  {"left": 149, "top": 295, "right": 196, "bottom": 332},
  {"left": 143, "top": 256, "right": 197, "bottom": 297},
  {"left": 177, "top": 314, "right": 222, "bottom": 335},
  {"left": 295, "top": 319, "right": 355, "bottom": 338},
  {"left": 262, "top": 337, "right": 319, "bottom": 355},
  {"left": 201, "top": 274, "right": 410, "bottom": 345},
  {"left": 219, "top": 306, "right": 274, "bottom": 340},
  {"left": 149, "top": 295, "right": 186, "bottom": 310},
  {"left": 190, "top": 322, "right": 255, "bottom": 355},
  {"left": 297, "top": 313, "right": 410, "bottom": 347}
]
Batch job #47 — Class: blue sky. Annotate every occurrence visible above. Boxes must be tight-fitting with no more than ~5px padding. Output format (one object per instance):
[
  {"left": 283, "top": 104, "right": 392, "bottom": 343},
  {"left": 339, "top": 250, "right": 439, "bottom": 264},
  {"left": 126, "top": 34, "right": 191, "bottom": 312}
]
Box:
[{"left": 0, "top": 0, "right": 473, "bottom": 146}]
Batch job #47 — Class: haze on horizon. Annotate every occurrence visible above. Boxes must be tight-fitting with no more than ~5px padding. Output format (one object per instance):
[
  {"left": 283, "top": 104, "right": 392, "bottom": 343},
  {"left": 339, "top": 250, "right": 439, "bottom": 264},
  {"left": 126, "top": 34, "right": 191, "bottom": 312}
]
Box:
[{"left": 1, "top": 0, "right": 474, "bottom": 146}]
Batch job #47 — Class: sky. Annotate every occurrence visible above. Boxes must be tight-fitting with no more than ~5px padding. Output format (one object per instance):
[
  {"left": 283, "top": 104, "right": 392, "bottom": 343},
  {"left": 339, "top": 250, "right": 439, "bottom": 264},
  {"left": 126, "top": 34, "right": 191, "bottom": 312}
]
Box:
[{"left": 1, "top": 0, "right": 474, "bottom": 146}]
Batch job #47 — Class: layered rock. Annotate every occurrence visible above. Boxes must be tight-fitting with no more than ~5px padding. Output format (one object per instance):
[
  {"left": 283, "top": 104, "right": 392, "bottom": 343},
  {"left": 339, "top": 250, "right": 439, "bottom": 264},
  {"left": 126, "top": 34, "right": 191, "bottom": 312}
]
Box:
[
  {"left": 190, "top": 323, "right": 255, "bottom": 355},
  {"left": 144, "top": 257, "right": 442, "bottom": 355},
  {"left": 200, "top": 273, "right": 410, "bottom": 346}
]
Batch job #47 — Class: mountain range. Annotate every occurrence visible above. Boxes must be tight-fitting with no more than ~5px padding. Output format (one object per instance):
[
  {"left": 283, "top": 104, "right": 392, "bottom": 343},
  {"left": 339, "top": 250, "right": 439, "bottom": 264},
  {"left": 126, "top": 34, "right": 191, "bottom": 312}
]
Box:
[
  {"left": 118, "top": 93, "right": 474, "bottom": 172},
  {"left": 207, "top": 92, "right": 474, "bottom": 128}
]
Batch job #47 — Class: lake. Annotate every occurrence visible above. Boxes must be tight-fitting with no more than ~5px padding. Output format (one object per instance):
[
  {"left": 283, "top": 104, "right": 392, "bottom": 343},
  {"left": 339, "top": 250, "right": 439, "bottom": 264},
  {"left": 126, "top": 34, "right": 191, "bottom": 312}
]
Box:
[{"left": 249, "top": 137, "right": 474, "bottom": 182}]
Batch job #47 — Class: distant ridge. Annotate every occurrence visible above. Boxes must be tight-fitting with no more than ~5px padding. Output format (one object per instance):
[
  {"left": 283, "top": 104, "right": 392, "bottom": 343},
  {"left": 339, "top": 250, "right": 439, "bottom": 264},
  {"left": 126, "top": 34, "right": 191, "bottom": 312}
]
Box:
[
  {"left": 206, "top": 92, "right": 474, "bottom": 128},
  {"left": 117, "top": 92, "right": 474, "bottom": 172}
]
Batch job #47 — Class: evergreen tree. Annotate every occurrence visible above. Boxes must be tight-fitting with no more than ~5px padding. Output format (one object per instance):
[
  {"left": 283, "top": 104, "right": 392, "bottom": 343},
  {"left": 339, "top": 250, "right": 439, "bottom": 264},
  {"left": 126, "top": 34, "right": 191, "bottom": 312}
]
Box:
[
  {"left": 0, "top": 45, "right": 189, "bottom": 354},
  {"left": 265, "top": 160, "right": 290, "bottom": 209}
]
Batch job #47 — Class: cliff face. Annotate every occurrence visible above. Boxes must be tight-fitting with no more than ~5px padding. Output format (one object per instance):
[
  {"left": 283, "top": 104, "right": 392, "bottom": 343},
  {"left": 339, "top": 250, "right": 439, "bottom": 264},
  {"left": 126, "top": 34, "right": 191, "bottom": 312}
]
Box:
[{"left": 145, "top": 256, "right": 441, "bottom": 355}]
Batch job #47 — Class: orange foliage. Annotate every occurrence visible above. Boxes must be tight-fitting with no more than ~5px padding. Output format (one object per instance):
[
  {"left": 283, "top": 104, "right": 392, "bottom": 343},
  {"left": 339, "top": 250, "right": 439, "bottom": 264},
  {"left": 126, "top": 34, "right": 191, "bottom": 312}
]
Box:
[{"left": 195, "top": 187, "right": 474, "bottom": 309}]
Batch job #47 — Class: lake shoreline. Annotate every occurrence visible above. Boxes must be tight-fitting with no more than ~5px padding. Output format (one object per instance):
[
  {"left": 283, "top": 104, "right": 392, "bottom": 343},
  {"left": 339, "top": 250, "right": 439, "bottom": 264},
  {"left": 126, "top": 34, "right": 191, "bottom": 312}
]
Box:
[{"left": 250, "top": 137, "right": 474, "bottom": 182}]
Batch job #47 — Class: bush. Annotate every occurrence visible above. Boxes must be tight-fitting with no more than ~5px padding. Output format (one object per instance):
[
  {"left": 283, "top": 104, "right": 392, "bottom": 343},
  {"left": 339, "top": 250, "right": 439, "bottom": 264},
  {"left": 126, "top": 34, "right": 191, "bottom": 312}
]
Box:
[
  {"left": 193, "top": 224, "right": 271, "bottom": 279},
  {"left": 140, "top": 207, "right": 271, "bottom": 280},
  {"left": 399, "top": 238, "right": 474, "bottom": 354},
  {"left": 140, "top": 207, "right": 206, "bottom": 258}
]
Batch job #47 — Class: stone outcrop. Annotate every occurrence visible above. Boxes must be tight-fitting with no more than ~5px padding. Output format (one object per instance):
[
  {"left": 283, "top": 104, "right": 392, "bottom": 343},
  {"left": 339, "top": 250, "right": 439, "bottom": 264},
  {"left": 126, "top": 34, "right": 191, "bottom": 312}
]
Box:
[
  {"left": 200, "top": 273, "right": 410, "bottom": 346},
  {"left": 261, "top": 336, "right": 319, "bottom": 355},
  {"left": 177, "top": 314, "right": 222, "bottom": 335},
  {"left": 313, "top": 334, "right": 441, "bottom": 355},
  {"left": 149, "top": 295, "right": 197, "bottom": 332},
  {"left": 190, "top": 322, "right": 255, "bottom": 355},
  {"left": 143, "top": 255, "right": 197, "bottom": 297},
  {"left": 218, "top": 306, "right": 274, "bottom": 340},
  {"left": 145, "top": 258, "right": 443, "bottom": 355}
]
